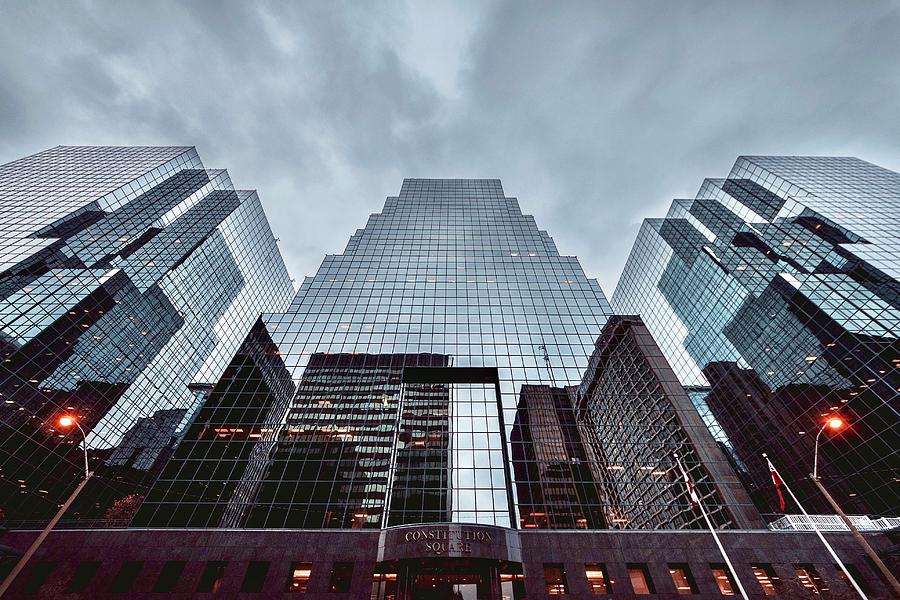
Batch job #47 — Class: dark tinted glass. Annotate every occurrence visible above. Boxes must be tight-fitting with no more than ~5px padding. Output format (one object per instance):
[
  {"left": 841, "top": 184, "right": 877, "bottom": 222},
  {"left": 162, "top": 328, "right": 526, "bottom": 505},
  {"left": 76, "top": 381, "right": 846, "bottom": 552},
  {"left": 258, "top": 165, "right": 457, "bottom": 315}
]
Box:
[
  {"left": 197, "top": 561, "right": 227, "bottom": 593},
  {"left": 153, "top": 560, "right": 186, "bottom": 593},
  {"left": 241, "top": 561, "right": 270, "bottom": 593},
  {"left": 66, "top": 560, "right": 100, "bottom": 593},
  {"left": 22, "top": 561, "right": 56, "bottom": 595},
  {"left": 109, "top": 560, "right": 143, "bottom": 593},
  {"left": 328, "top": 562, "right": 354, "bottom": 593}
]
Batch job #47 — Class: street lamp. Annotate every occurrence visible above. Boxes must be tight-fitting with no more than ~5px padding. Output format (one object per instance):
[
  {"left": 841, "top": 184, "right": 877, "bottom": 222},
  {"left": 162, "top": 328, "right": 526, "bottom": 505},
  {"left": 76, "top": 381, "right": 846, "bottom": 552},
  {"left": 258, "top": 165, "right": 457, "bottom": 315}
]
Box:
[
  {"left": 0, "top": 415, "right": 95, "bottom": 597},
  {"left": 807, "top": 414, "right": 900, "bottom": 597},
  {"left": 58, "top": 415, "right": 91, "bottom": 479},
  {"left": 812, "top": 415, "right": 844, "bottom": 481}
]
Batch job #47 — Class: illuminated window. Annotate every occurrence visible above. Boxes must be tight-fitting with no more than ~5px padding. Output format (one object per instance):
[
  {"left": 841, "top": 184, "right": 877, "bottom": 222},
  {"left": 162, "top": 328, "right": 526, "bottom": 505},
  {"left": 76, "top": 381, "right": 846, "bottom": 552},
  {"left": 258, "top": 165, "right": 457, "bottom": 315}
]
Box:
[
  {"left": 709, "top": 564, "right": 736, "bottom": 596},
  {"left": 585, "top": 563, "right": 612, "bottom": 594},
  {"left": 794, "top": 564, "right": 828, "bottom": 595},
  {"left": 544, "top": 563, "right": 569, "bottom": 595},
  {"left": 371, "top": 572, "right": 398, "bottom": 599},
  {"left": 288, "top": 562, "right": 313, "bottom": 593},
  {"left": 500, "top": 572, "right": 526, "bottom": 600},
  {"left": 668, "top": 563, "right": 697, "bottom": 595},
  {"left": 627, "top": 564, "right": 655, "bottom": 595},
  {"left": 751, "top": 564, "right": 780, "bottom": 596}
]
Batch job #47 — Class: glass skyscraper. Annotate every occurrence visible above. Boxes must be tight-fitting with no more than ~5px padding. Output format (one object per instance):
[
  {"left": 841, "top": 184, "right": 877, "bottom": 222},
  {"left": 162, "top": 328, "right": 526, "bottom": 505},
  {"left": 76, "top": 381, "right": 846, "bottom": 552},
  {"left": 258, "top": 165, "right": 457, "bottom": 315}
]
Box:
[
  {"left": 1, "top": 173, "right": 893, "bottom": 599},
  {"left": 137, "top": 178, "right": 758, "bottom": 533},
  {"left": 613, "top": 156, "right": 900, "bottom": 518},
  {"left": 0, "top": 146, "right": 294, "bottom": 528}
]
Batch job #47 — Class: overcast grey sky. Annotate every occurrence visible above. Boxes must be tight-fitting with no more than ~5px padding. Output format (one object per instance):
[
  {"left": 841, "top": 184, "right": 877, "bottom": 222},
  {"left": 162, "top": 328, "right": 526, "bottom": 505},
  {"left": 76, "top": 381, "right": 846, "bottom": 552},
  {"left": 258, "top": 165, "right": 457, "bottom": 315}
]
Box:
[{"left": 1, "top": 1, "right": 899, "bottom": 294}]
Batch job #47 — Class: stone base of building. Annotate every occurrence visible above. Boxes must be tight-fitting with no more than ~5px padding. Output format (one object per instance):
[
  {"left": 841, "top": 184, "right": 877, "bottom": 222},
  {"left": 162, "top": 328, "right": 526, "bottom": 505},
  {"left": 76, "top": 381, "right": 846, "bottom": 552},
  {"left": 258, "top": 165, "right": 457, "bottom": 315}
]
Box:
[{"left": 1, "top": 525, "right": 895, "bottom": 598}]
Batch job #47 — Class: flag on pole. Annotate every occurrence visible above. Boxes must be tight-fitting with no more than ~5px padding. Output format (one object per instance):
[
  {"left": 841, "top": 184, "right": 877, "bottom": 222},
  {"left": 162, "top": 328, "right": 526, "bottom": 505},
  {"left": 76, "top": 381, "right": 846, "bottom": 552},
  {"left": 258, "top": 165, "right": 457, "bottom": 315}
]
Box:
[
  {"left": 673, "top": 452, "right": 751, "bottom": 600},
  {"left": 767, "top": 460, "right": 786, "bottom": 512},
  {"left": 680, "top": 461, "right": 700, "bottom": 509},
  {"left": 762, "top": 454, "right": 869, "bottom": 599}
]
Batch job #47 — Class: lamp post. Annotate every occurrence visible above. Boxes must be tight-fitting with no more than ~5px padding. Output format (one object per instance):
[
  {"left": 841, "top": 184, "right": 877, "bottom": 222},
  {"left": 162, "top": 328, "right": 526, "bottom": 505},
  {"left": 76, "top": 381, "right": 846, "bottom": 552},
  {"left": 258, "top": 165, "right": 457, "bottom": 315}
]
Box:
[
  {"left": 812, "top": 416, "right": 843, "bottom": 481},
  {"left": 57, "top": 415, "right": 91, "bottom": 479},
  {"left": 0, "top": 415, "right": 94, "bottom": 598},
  {"left": 808, "top": 415, "right": 900, "bottom": 597}
]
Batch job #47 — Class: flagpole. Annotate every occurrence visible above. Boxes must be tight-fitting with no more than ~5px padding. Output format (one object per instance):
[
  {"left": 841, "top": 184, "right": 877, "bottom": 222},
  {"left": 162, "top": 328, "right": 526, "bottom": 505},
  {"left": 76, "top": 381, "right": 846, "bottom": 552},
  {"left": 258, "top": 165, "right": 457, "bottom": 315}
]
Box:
[
  {"left": 673, "top": 452, "right": 750, "bottom": 600},
  {"left": 762, "top": 454, "right": 868, "bottom": 600}
]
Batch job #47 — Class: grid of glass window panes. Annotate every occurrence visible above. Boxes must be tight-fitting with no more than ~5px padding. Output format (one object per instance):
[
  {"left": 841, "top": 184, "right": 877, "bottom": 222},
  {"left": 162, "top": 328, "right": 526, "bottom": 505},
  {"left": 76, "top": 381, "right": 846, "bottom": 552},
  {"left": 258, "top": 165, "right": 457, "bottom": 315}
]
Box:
[
  {"left": 579, "top": 319, "right": 735, "bottom": 530},
  {"left": 0, "top": 146, "right": 293, "bottom": 529},
  {"left": 446, "top": 383, "right": 509, "bottom": 525},
  {"left": 257, "top": 352, "right": 418, "bottom": 530},
  {"left": 139, "top": 178, "right": 633, "bottom": 530},
  {"left": 0, "top": 146, "right": 199, "bottom": 272},
  {"left": 612, "top": 156, "right": 900, "bottom": 519},
  {"left": 387, "top": 375, "right": 451, "bottom": 526}
]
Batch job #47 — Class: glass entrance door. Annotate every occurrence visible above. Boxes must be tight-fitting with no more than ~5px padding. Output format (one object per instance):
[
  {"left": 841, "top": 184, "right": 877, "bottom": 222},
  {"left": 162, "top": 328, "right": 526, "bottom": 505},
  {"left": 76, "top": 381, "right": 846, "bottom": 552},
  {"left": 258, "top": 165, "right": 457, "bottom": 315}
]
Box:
[
  {"left": 371, "top": 558, "right": 524, "bottom": 600},
  {"left": 413, "top": 573, "right": 484, "bottom": 599}
]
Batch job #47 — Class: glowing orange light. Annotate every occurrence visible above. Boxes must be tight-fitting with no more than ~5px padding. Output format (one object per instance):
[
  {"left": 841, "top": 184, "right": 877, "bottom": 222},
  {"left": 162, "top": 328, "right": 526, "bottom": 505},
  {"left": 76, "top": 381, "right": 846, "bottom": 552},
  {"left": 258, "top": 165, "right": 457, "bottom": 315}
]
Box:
[
  {"left": 827, "top": 417, "right": 844, "bottom": 430},
  {"left": 58, "top": 416, "right": 75, "bottom": 428}
]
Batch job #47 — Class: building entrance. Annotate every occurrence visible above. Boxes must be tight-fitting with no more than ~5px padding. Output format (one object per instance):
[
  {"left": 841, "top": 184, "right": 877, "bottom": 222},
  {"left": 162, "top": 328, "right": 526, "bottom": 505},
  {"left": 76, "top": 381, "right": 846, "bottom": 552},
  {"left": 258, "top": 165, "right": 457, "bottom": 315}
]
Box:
[
  {"left": 413, "top": 572, "right": 482, "bottom": 599},
  {"left": 372, "top": 558, "right": 525, "bottom": 600}
]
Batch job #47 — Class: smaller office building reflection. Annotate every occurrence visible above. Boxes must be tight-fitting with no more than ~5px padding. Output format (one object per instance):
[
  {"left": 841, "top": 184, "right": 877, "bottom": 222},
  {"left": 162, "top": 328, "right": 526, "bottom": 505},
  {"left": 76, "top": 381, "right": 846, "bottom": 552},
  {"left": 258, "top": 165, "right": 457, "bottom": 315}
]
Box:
[
  {"left": 573, "top": 315, "right": 762, "bottom": 530},
  {"left": 510, "top": 384, "right": 605, "bottom": 529}
]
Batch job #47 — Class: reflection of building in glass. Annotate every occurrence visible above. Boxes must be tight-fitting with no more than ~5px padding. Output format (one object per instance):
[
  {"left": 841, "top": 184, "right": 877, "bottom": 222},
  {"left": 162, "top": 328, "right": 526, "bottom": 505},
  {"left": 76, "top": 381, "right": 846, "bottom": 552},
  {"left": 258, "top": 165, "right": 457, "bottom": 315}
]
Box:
[
  {"left": 133, "top": 319, "right": 297, "bottom": 528},
  {"left": 386, "top": 361, "right": 455, "bottom": 526},
  {"left": 574, "top": 315, "right": 762, "bottom": 529},
  {"left": 139, "top": 178, "right": 760, "bottom": 530},
  {"left": 613, "top": 156, "right": 900, "bottom": 516},
  {"left": 252, "top": 352, "right": 452, "bottom": 529},
  {"left": 510, "top": 384, "right": 605, "bottom": 529},
  {"left": 0, "top": 146, "right": 293, "bottom": 527},
  {"left": 4, "top": 175, "right": 895, "bottom": 600},
  {"left": 106, "top": 408, "right": 186, "bottom": 471}
]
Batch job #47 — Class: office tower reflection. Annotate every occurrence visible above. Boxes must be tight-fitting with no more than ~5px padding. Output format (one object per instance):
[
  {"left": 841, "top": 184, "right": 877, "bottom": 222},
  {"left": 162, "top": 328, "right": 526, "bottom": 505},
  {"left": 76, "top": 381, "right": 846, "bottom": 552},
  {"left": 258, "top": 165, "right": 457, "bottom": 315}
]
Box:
[
  {"left": 614, "top": 156, "right": 900, "bottom": 516},
  {"left": 139, "top": 178, "right": 760, "bottom": 530},
  {"left": 0, "top": 146, "right": 293, "bottom": 527}
]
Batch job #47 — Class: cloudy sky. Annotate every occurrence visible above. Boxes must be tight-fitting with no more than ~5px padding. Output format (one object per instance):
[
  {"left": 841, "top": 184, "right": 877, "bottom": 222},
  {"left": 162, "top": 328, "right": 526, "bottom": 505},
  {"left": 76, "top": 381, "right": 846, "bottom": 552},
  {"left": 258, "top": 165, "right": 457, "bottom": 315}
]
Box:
[{"left": 1, "top": 1, "right": 899, "bottom": 294}]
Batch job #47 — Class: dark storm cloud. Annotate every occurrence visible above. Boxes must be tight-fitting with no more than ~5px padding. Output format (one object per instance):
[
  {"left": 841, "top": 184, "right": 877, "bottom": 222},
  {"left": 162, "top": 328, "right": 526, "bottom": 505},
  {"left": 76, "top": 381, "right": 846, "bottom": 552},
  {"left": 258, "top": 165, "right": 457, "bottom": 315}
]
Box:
[
  {"left": 1, "top": 0, "right": 899, "bottom": 293},
  {"left": 440, "top": 1, "right": 900, "bottom": 293}
]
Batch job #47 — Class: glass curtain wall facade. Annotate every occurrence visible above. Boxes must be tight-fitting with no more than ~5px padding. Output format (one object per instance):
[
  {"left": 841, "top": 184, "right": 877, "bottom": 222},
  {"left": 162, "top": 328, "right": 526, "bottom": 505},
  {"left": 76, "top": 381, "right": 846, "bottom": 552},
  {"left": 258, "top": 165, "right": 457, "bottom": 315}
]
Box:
[
  {"left": 574, "top": 315, "right": 762, "bottom": 530},
  {"left": 139, "top": 178, "right": 758, "bottom": 530},
  {"left": 613, "top": 156, "right": 900, "bottom": 517},
  {"left": 0, "top": 146, "right": 294, "bottom": 528}
]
